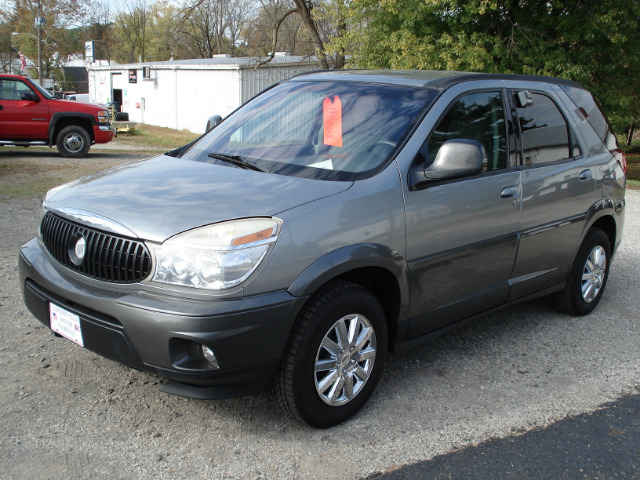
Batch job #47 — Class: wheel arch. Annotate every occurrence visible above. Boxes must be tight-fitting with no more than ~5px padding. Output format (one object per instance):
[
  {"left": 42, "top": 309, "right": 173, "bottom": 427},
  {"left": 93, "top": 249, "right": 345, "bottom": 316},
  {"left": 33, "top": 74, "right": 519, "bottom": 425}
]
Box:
[
  {"left": 584, "top": 199, "right": 620, "bottom": 255},
  {"left": 49, "top": 113, "right": 95, "bottom": 145},
  {"left": 287, "top": 243, "right": 408, "bottom": 348},
  {"left": 590, "top": 215, "right": 616, "bottom": 253}
]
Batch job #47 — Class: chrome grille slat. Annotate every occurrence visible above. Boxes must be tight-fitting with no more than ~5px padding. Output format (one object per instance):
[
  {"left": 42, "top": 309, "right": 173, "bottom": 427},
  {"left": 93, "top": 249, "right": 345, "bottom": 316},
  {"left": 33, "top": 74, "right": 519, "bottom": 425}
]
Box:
[
  {"left": 40, "top": 212, "right": 151, "bottom": 284},
  {"left": 97, "top": 233, "right": 108, "bottom": 279}
]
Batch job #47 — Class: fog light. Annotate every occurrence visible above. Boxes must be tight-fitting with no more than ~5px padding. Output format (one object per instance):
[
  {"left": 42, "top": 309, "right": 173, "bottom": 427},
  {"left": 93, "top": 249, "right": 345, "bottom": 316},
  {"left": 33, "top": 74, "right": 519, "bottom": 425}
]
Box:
[{"left": 201, "top": 344, "right": 220, "bottom": 369}]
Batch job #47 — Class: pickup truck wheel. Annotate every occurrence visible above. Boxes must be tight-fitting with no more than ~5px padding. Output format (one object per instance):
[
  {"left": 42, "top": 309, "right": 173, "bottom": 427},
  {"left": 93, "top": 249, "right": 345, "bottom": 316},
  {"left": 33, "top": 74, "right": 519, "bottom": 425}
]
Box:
[
  {"left": 274, "top": 281, "right": 387, "bottom": 428},
  {"left": 552, "top": 228, "right": 611, "bottom": 316},
  {"left": 56, "top": 126, "right": 90, "bottom": 158}
]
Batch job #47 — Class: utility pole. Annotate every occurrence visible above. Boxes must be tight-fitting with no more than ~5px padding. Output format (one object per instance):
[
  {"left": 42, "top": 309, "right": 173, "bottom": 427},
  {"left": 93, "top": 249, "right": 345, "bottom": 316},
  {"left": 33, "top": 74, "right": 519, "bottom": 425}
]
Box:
[{"left": 36, "top": 0, "right": 44, "bottom": 85}]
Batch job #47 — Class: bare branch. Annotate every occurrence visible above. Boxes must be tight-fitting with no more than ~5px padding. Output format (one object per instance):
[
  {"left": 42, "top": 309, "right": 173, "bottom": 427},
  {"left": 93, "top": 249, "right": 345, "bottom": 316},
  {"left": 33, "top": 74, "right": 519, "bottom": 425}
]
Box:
[{"left": 256, "top": 7, "right": 299, "bottom": 67}]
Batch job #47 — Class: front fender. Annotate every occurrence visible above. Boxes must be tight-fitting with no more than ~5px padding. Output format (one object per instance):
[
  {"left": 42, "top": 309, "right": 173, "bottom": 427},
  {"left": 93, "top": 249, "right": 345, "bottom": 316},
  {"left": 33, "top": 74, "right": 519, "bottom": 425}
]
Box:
[
  {"left": 287, "top": 243, "right": 409, "bottom": 307},
  {"left": 48, "top": 112, "right": 97, "bottom": 145}
]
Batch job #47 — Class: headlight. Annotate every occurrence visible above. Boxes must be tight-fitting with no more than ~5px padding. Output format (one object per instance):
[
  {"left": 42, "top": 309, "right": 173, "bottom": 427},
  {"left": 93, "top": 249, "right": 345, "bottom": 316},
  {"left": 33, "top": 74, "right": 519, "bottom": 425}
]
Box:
[
  {"left": 149, "top": 218, "right": 281, "bottom": 290},
  {"left": 97, "top": 110, "right": 110, "bottom": 123}
]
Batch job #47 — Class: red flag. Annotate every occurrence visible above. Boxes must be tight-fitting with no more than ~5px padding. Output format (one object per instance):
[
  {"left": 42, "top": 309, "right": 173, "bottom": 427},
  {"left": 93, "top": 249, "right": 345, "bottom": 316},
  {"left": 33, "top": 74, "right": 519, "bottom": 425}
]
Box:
[{"left": 18, "top": 52, "right": 27, "bottom": 72}]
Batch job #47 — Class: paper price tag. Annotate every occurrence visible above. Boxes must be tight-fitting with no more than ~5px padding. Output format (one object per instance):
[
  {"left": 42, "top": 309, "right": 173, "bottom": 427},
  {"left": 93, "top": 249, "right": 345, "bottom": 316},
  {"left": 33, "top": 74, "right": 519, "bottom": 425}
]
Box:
[{"left": 323, "top": 96, "right": 343, "bottom": 147}]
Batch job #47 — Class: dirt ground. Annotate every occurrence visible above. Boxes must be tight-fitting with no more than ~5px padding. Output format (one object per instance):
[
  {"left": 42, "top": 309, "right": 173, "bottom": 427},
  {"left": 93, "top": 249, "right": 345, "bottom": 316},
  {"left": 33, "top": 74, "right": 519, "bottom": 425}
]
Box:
[{"left": 1, "top": 148, "right": 639, "bottom": 479}]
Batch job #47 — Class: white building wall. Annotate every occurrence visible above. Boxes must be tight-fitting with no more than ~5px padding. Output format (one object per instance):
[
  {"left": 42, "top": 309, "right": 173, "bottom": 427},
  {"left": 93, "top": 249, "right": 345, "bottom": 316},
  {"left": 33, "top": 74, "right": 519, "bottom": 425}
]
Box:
[
  {"left": 89, "top": 60, "right": 317, "bottom": 134},
  {"left": 173, "top": 68, "right": 240, "bottom": 133},
  {"left": 90, "top": 67, "right": 241, "bottom": 133}
]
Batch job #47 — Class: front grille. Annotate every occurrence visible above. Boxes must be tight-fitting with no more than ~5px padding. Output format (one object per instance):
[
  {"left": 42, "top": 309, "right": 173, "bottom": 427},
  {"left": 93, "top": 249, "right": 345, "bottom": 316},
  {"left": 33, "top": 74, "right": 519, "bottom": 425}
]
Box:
[{"left": 40, "top": 212, "right": 152, "bottom": 283}]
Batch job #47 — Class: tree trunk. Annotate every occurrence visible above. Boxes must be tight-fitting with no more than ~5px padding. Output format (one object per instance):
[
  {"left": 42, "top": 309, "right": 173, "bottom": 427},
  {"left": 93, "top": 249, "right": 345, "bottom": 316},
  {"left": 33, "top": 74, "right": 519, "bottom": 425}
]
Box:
[{"left": 293, "top": 0, "right": 329, "bottom": 69}]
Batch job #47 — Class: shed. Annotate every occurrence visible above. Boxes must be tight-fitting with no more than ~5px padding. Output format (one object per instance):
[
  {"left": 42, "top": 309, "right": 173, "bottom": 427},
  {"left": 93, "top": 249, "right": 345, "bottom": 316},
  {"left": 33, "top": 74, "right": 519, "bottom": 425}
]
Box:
[{"left": 86, "top": 54, "right": 320, "bottom": 134}]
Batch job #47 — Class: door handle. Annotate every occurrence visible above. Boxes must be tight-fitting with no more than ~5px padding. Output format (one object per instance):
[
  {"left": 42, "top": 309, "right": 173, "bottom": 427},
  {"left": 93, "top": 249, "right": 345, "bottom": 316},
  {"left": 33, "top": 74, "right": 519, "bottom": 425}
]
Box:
[
  {"left": 0, "top": 104, "right": 3, "bottom": 110},
  {"left": 579, "top": 169, "right": 592, "bottom": 181},
  {"left": 500, "top": 186, "right": 520, "bottom": 198}
]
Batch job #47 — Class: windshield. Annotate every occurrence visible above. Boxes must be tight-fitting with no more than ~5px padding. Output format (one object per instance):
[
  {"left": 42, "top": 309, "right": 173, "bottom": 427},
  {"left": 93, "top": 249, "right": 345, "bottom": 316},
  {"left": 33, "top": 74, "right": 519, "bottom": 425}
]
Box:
[
  {"left": 28, "top": 78, "right": 53, "bottom": 99},
  {"left": 181, "top": 80, "right": 438, "bottom": 181}
]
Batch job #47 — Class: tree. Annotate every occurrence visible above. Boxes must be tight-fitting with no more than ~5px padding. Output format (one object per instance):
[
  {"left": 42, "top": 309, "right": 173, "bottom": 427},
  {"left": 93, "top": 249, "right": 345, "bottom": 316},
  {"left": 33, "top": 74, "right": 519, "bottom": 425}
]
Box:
[
  {"left": 225, "top": 0, "right": 253, "bottom": 55},
  {"left": 180, "top": 0, "right": 342, "bottom": 67},
  {"left": 113, "top": 0, "right": 152, "bottom": 63},
  {"left": 147, "top": 1, "right": 182, "bottom": 61},
  {"left": 244, "top": 0, "right": 310, "bottom": 59},
  {"left": 1, "top": 0, "right": 95, "bottom": 80},
  {"left": 331, "top": 0, "right": 640, "bottom": 132},
  {"left": 84, "top": 1, "right": 116, "bottom": 64},
  {"left": 180, "top": 0, "right": 231, "bottom": 57},
  {"left": 171, "top": 0, "right": 254, "bottom": 58}
]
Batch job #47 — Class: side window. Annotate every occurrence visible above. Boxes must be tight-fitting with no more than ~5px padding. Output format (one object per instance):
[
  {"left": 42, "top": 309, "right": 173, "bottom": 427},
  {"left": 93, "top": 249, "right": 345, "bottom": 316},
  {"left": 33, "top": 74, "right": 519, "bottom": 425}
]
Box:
[
  {"left": 560, "top": 84, "right": 615, "bottom": 154},
  {"left": 515, "top": 92, "right": 571, "bottom": 165},
  {"left": 0, "top": 79, "right": 33, "bottom": 101},
  {"left": 421, "top": 91, "right": 508, "bottom": 172}
]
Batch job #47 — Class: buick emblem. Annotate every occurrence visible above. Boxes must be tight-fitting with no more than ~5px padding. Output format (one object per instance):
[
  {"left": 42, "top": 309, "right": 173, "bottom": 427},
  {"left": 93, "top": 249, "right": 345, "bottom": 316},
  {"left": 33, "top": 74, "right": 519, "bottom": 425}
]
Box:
[{"left": 69, "top": 233, "right": 86, "bottom": 266}]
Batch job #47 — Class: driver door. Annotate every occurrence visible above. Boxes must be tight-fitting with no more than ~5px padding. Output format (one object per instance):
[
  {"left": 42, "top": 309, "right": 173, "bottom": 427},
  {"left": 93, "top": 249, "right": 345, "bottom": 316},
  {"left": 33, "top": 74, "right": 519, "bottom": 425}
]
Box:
[
  {"left": 403, "top": 90, "right": 522, "bottom": 338},
  {"left": 0, "top": 78, "right": 49, "bottom": 139}
]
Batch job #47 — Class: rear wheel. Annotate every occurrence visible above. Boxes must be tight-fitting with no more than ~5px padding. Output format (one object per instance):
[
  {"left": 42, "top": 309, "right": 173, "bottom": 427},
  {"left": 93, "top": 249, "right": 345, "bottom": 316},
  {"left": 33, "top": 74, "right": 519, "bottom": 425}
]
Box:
[
  {"left": 552, "top": 228, "right": 611, "bottom": 316},
  {"left": 274, "top": 281, "right": 387, "bottom": 428},
  {"left": 56, "top": 125, "right": 90, "bottom": 158}
]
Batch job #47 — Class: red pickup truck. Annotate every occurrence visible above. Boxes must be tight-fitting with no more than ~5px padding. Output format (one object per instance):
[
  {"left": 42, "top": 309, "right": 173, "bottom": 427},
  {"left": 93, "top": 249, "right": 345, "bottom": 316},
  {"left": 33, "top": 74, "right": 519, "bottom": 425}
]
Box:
[{"left": 0, "top": 74, "right": 115, "bottom": 157}]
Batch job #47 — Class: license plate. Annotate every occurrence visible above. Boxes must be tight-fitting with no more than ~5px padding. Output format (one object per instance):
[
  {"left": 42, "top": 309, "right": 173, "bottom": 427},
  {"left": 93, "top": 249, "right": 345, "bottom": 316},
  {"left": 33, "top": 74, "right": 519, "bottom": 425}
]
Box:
[{"left": 49, "top": 303, "right": 84, "bottom": 347}]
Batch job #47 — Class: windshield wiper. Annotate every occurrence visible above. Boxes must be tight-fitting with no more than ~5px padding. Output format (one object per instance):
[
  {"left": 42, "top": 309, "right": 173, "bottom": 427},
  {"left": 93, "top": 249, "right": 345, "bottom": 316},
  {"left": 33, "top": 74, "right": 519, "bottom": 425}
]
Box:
[{"left": 207, "top": 153, "right": 266, "bottom": 172}]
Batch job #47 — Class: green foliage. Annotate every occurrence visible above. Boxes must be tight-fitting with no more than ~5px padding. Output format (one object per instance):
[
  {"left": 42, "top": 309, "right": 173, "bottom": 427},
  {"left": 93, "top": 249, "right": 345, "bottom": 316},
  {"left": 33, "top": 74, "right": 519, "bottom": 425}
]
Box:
[{"left": 331, "top": 0, "right": 640, "bottom": 132}]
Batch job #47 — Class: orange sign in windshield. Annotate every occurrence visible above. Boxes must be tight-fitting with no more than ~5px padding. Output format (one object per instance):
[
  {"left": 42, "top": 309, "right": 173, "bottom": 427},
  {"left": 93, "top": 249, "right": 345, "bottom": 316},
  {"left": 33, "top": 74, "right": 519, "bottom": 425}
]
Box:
[{"left": 323, "top": 96, "right": 343, "bottom": 147}]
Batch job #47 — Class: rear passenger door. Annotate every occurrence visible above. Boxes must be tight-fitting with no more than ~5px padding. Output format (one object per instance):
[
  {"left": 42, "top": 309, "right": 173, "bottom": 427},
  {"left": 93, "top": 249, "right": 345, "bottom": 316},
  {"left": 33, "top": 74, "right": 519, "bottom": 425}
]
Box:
[{"left": 507, "top": 89, "right": 596, "bottom": 301}]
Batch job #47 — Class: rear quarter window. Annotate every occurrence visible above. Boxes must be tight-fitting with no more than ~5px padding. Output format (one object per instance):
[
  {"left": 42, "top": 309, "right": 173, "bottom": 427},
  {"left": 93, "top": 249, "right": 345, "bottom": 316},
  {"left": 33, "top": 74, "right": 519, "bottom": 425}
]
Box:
[{"left": 559, "top": 85, "right": 611, "bottom": 142}]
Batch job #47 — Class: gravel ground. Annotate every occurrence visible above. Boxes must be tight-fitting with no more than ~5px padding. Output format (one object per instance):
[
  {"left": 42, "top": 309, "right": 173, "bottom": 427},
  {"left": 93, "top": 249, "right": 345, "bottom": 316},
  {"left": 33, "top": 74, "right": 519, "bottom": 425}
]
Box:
[{"left": 1, "top": 150, "right": 638, "bottom": 479}]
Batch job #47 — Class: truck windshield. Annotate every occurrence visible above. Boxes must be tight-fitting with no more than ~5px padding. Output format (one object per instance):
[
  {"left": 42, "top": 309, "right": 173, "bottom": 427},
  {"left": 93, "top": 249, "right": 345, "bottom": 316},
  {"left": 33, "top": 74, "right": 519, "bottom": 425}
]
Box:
[
  {"left": 182, "top": 80, "right": 438, "bottom": 181},
  {"left": 28, "top": 78, "right": 53, "bottom": 99}
]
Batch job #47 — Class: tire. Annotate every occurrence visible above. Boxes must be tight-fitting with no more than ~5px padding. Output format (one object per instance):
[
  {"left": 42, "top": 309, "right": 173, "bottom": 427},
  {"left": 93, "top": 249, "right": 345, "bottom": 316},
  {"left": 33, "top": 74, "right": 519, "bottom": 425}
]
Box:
[
  {"left": 115, "top": 111, "right": 129, "bottom": 121},
  {"left": 56, "top": 125, "right": 91, "bottom": 158},
  {"left": 552, "top": 228, "right": 611, "bottom": 316},
  {"left": 274, "top": 281, "right": 387, "bottom": 428}
]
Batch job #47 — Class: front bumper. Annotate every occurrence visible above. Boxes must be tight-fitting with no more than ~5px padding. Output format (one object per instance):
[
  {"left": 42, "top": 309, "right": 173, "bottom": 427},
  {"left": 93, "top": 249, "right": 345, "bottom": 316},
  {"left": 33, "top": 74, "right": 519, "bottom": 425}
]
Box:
[
  {"left": 19, "top": 237, "right": 306, "bottom": 398},
  {"left": 93, "top": 124, "right": 116, "bottom": 143}
]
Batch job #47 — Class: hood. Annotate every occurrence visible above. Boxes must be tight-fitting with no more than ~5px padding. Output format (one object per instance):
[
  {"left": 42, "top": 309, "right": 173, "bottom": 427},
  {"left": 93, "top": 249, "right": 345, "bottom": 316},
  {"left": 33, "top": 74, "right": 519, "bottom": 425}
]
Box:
[
  {"left": 50, "top": 98, "right": 105, "bottom": 113},
  {"left": 44, "top": 155, "right": 352, "bottom": 242}
]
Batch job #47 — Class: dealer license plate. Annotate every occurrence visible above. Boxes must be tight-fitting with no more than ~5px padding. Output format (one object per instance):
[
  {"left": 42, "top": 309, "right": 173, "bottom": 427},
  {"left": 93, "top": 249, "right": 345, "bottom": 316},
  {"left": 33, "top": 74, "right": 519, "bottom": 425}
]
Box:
[{"left": 49, "top": 303, "right": 84, "bottom": 347}]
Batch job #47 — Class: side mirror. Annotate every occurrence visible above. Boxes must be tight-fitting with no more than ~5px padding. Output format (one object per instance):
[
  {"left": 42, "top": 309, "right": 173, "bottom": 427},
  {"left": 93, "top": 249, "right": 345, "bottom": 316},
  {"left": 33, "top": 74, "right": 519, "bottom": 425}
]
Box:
[
  {"left": 21, "top": 91, "right": 40, "bottom": 102},
  {"left": 516, "top": 91, "right": 533, "bottom": 108},
  {"left": 410, "top": 139, "right": 486, "bottom": 188},
  {"left": 205, "top": 114, "right": 223, "bottom": 132}
]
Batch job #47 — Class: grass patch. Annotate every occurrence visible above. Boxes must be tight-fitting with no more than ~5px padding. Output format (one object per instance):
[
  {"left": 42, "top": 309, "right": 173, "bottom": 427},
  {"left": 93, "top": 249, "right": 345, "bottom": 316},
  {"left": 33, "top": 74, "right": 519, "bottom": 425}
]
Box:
[
  {"left": 626, "top": 152, "right": 640, "bottom": 182},
  {"left": 0, "top": 176, "right": 66, "bottom": 197},
  {"left": 112, "top": 124, "right": 199, "bottom": 150},
  {"left": 0, "top": 159, "right": 68, "bottom": 197}
]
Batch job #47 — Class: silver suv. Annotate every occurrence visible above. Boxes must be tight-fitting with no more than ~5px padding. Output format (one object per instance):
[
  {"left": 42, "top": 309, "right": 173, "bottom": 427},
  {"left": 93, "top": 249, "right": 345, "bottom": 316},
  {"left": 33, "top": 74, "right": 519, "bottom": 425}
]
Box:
[{"left": 19, "top": 70, "right": 626, "bottom": 427}]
